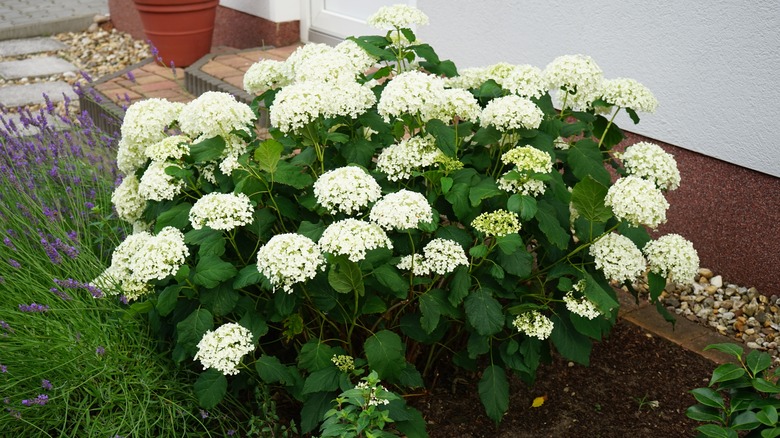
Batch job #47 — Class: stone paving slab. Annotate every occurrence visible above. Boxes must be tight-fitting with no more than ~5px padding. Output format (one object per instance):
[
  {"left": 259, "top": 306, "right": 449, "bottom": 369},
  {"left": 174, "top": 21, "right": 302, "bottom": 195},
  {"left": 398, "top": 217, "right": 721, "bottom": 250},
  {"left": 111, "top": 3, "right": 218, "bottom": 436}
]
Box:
[
  {"left": 0, "top": 0, "right": 107, "bottom": 41},
  {"left": 0, "top": 37, "right": 67, "bottom": 56},
  {"left": 0, "top": 81, "right": 75, "bottom": 108},
  {"left": 0, "top": 112, "right": 69, "bottom": 137},
  {"left": 0, "top": 56, "right": 76, "bottom": 79}
]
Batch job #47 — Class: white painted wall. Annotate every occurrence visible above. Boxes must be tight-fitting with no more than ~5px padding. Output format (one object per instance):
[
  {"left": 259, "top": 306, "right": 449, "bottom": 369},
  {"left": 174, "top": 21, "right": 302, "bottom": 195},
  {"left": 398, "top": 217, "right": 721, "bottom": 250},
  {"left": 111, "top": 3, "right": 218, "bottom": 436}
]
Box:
[
  {"left": 415, "top": 0, "right": 780, "bottom": 177},
  {"left": 219, "top": 0, "right": 299, "bottom": 22}
]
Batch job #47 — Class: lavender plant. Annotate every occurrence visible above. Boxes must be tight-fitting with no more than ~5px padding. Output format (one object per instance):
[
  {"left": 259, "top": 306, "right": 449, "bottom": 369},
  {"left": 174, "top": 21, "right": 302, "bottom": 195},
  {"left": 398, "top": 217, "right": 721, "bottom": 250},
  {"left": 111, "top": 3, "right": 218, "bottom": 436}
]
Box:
[
  {"left": 97, "top": 4, "right": 700, "bottom": 434},
  {"left": 0, "top": 104, "right": 246, "bottom": 436}
]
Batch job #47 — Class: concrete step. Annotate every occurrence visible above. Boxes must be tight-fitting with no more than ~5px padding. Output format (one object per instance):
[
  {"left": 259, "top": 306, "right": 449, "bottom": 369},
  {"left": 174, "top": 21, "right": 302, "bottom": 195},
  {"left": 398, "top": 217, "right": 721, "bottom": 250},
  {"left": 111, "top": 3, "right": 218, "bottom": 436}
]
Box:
[
  {"left": 0, "top": 81, "right": 75, "bottom": 108},
  {"left": 0, "top": 37, "right": 67, "bottom": 57},
  {"left": 0, "top": 56, "right": 77, "bottom": 80}
]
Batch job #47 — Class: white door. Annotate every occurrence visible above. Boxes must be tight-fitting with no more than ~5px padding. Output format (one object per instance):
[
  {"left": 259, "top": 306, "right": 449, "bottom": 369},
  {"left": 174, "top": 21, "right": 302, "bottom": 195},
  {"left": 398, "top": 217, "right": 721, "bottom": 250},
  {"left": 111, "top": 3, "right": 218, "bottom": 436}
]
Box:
[{"left": 303, "top": 0, "right": 417, "bottom": 45}]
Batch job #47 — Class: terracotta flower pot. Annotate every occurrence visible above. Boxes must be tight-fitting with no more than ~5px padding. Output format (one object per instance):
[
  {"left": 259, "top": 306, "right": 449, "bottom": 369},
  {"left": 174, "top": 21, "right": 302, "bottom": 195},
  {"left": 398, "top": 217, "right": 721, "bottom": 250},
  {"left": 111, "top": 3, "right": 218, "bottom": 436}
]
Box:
[{"left": 133, "top": 0, "right": 219, "bottom": 67}]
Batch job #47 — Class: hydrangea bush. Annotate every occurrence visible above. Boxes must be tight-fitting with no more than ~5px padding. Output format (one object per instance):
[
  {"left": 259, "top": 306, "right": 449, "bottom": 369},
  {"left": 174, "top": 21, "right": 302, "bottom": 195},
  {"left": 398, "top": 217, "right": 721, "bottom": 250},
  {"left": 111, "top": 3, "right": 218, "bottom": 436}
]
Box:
[{"left": 96, "top": 4, "right": 700, "bottom": 434}]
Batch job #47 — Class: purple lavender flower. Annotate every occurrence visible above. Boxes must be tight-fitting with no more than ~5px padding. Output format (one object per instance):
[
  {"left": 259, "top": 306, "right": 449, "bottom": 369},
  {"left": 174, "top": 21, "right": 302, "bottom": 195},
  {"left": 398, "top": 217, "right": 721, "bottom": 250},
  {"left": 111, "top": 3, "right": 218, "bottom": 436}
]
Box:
[
  {"left": 21, "top": 394, "right": 48, "bottom": 406},
  {"left": 95, "top": 346, "right": 105, "bottom": 356},
  {"left": 0, "top": 320, "right": 12, "bottom": 333},
  {"left": 227, "top": 430, "right": 236, "bottom": 436},
  {"left": 18, "top": 303, "right": 49, "bottom": 313},
  {"left": 50, "top": 287, "right": 73, "bottom": 301},
  {"left": 41, "top": 380, "right": 52, "bottom": 391},
  {"left": 41, "top": 237, "right": 62, "bottom": 265},
  {"left": 8, "top": 259, "right": 20, "bottom": 269},
  {"left": 1, "top": 364, "right": 7, "bottom": 373},
  {"left": 119, "top": 295, "right": 128, "bottom": 305},
  {"left": 126, "top": 71, "right": 136, "bottom": 82},
  {"left": 80, "top": 71, "right": 93, "bottom": 83},
  {"left": 3, "top": 236, "right": 15, "bottom": 250},
  {"left": 200, "top": 409, "right": 209, "bottom": 419}
]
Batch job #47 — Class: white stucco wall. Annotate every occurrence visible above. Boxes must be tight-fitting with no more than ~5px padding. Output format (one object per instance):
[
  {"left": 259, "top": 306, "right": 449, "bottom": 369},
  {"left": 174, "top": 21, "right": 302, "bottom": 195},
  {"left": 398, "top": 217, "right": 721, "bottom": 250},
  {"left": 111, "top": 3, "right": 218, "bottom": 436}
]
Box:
[
  {"left": 219, "top": 0, "right": 299, "bottom": 22},
  {"left": 415, "top": 1, "right": 780, "bottom": 177}
]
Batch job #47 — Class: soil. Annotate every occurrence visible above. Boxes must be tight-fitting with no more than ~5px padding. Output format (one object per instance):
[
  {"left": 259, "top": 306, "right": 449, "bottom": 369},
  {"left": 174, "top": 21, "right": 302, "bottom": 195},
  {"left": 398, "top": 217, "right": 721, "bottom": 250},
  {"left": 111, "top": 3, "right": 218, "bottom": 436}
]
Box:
[{"left": 411, "top": 319, "right": 715, "bottom": 438}]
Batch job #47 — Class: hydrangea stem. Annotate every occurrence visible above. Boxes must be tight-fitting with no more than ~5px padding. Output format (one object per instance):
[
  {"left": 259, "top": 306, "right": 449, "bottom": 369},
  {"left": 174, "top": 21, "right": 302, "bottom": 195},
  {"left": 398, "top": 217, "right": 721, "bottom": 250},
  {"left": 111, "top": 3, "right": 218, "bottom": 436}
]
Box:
[{"left": 597, "top": 107, "right": 621, "bottom": 149}]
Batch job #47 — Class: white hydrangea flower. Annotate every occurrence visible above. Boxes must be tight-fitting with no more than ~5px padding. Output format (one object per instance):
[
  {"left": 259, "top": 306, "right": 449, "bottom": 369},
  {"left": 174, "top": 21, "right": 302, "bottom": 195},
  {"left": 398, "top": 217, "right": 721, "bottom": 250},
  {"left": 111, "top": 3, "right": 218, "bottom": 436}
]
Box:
[
  {"left": 437, "top": 88, "right": 481, "bottom": 122},
  {"left": 270, "top": 81, "right": 376, "bottom": 133},
  {"left": 512, "top": 310, "right": 554, "bottom": 340},
  {"left": 291, "top": 49, "right": 362, "bottom": 83},
  {"left": 92, "top": 227, "right": 189, "bottom": 301},
  {"left": 422, "top": 238, "right": 468, "bottom": 275},
  {"left": 620, "top": 142, "right": 680, "bottom": 191},
  {"left": 396, "top": 253, "right": 430, "bottom": 276},
  {"left": 471, "top": 210, "right": 521, "bottom": 236},
  {"left": 318, "top": 219, "right": 393, "bottom": 262},
  {"left": 116, "top": 137, "right": 148, "bottom": 175},
  {"left": 243, "top": 59, "right": 291, "bottom": 95},
  {"left": 553, "top": 137, "right": 571, "bottom": 150},
  {"left": 544, "top": 54, "right": 604, "bottom": 110},
  {"left": 601, "top": 77, "right": 658, "bottom": 113},
  {"left": 369, "top": 190, "right": 433, "bottom": 231},
  {"left": 377, "top": 71, "right": 447, "bottom": 122},
  {"left": 144, "top": 135, "right": 191, "bottom": 162},
  {"left": 190, "top": 192, "right": 254, "bottom": 231},
  {"left": 564, "top": 280, "right": 601, "bottom": 320},
  {"left": 376, "top": 135, "right": 440, "bottom": 181},
  {"left": 138, "top": 161, "right": 185, "bottom": 202},
  {"left": 480, "top": 95, "right": 544, "bottom": 131},
  {"left": 643, "top": 234, "right": 699, "bottom": 285},
  {"left": 335, "top": 39, "right": 378, "bottom": 74},
  {"left": 120, "top": 98, "right": 184, "bottom": 150},
  {"left": 313, "top": 166, "right": 382, "bottom": 215},
  {"left": 112, "top": 174, "right": 146, "bottom": 224},
  {"left": 589, "top": 233, "right": 646, "bottom": 283},
  {"left": 178, "top": 91, "right": 256, "bottom": 139},
  {"left": 283, "top": 43, "right": 333, "bottom": 80},
  {"left": 367, "top": 4, "right": 429, "bottom": 29},
  {"left": 605, "top": 176, "right": 669, "bottom": 229},
  {"left": 497, "top": 146, "right": 553, "bottom": 197},
  {"left": 256, "top": 233, "right": 325, "bottom": 293},
  {"left": 194, "top": 323, "right": 254, "bottom": 376},
  {"left": 218, "top": 133, "right": 250, "bottom": 176},
  {"left": 444, "top": 67, "right": 486, "bottom": 90}
]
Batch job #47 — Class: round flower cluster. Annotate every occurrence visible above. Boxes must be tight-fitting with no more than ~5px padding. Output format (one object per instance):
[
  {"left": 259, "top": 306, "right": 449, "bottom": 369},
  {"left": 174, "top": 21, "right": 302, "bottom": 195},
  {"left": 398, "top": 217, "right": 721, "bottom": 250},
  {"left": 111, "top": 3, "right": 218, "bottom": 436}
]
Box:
[
  {"left": 120, "top": 98, "right": 183, "bottom": 149},
  {"left": 369, "top": 190, "right": 433, "bottom": 231},
  {"left": 318, "top": 219, "right": 393, "bottom": 262},
  {"left": 289, "top": 48, "right": 361, "bottom": 83},
  {"left": 218, "top": 134, "right": 250, "bottom": 176},
  {"left": 497, "top": 146, "right": 553, "bottom": 197},
  {"left": 620, "top": 142, "right": 680, "bottom": 191},
  {"left": 270, "top": 81, "right": 376, "bottom": 133},
  {"left": 138, "top": 161, "right": 185, "bottom": 202},
  {"left": 512, "top": 311, "right": 554, "bottom": 340},
  {"left": 449, "top": 63, "right": 546, "bottom": 99},
  {"left": 144, "top": 135, "right": 191, "bottom": 162},
  {"left": 643, "top": 234, "right": 699, "bottom": 285},
  {"left": 367, "top": 4, "right": 429, "bottom": 29},
  {"left": 471, "top": 210, "right": 521, "bottom": 236},
  {"left": 178, "top": 91, "right": 256, "bottom": 139},
  {"left": 335, "top": 40, "right": 378, "bottom": 75},
  {"left": 331, "top": 354, "right": 355, "bottom": 373},
  {"left": 439, "top": 88, "right": 482, "bottom": 122},
  {"left": 422, "top": 238, "right": 468, "bottom": 275},
  {"left": 194, "top": 323, "right": 254, "bottom": 376},
  {"left": 563, "top": 280, "right": 601, "bottom": 320},
  {"left": 605, "top": 176, "right": 669, "bottom": 229},
  {"left": 284, "top": 43, "right": 333, "bottom": 79},
  {"left": 117, "top": 99, "right": 184, "bottom": 174},
  {"left": 256, "top": 233, "right": 325, "bottom": 293},
  {"left": 589, "top": 233, "right": 646, "bottom": 283},
  {"left": 377, "top": 71, "right": 446, "bottom": 122},
  {"left": 111, "top": 174, "right": 146, "bottom": 224},
  {"left": 396, "top": 253, "right": 429, "bottom": 276},
  {"left": 92, "top": 227, "right": 189, "bottom": 301},
  {"left": 544, "top": 54, "right": 603, "bottom": 110},
  {"left": 601, "top": 78, "right": 658, "bottom": 113},
  {"left": 243, "top": 59, "right": 290, "bottom": 95},
  {"left": 313, "top": 166, "right": 382, "bottom": 215},
  {"left": 189, "top": 192, "right": 254, "bottom": 231},
  {"left": 480, "top": 95, "right": 544, "bottom": 131},
  {"left": 376, "top": 135, "right": 440, "bottom": 181}
]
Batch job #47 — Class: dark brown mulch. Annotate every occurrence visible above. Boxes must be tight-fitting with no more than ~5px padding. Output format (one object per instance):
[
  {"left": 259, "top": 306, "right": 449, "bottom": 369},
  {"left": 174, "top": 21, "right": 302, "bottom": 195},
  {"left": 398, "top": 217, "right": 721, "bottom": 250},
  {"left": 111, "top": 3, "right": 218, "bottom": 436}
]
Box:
[{"left": 412, "top": 319, "right": 714, "bottom": 438}]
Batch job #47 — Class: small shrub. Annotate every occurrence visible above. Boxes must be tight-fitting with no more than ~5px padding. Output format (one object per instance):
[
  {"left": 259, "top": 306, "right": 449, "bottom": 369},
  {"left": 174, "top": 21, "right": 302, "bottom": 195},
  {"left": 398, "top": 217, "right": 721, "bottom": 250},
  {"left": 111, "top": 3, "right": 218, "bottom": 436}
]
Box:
[{"left": 687, "top": 343, "right": 780, "bottom": 438}]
